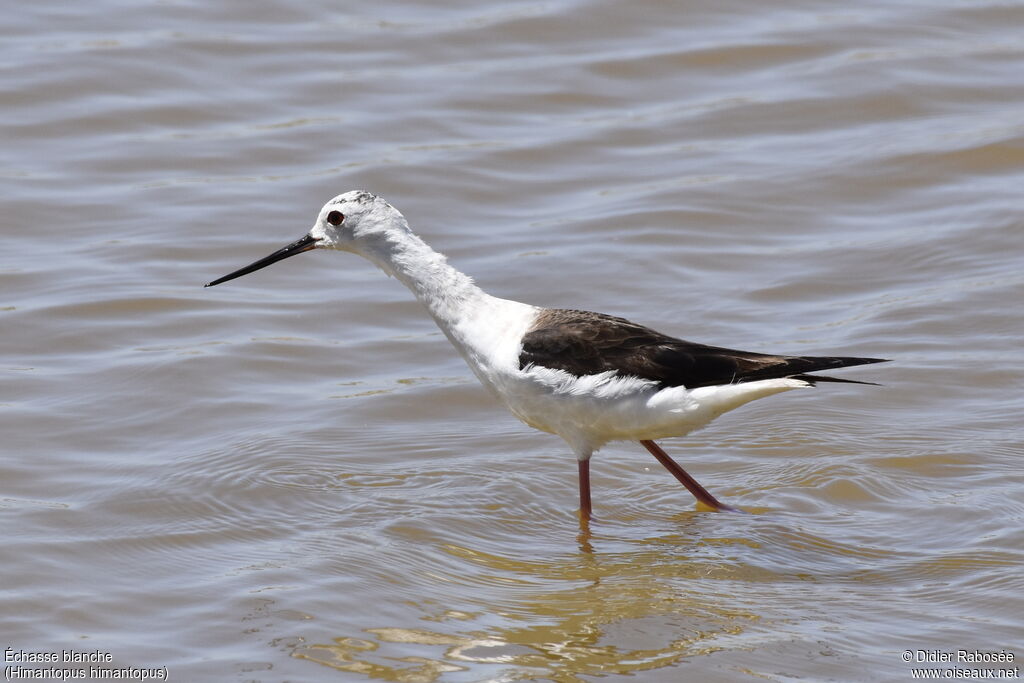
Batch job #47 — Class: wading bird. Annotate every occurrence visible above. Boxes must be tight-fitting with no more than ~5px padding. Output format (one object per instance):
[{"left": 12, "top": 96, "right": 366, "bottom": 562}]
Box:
[{"left": 207, "top": 191, "right": 885, "bottom": 520}]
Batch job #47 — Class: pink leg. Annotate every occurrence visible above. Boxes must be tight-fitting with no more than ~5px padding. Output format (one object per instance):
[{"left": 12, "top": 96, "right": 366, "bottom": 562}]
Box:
[
  {"left": 578, "top": 458, "right": 592, "bottom": 521},
  {"left": 640, "top": 440, "right": 740, "bottom": 512}
]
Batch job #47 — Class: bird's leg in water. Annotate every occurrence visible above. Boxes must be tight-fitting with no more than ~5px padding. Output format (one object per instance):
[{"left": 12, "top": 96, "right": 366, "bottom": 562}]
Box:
[
  {"left": 640, "top": 440, "right": 741, "bottom": 513},
  {"left": 578, "top": 458, "right": 592, "bottom": 521}
]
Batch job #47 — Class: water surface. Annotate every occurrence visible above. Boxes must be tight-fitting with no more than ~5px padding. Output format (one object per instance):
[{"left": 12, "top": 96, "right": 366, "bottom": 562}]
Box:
[{"left": 3, "top": 1, "right": 1023, "bottom": 681}]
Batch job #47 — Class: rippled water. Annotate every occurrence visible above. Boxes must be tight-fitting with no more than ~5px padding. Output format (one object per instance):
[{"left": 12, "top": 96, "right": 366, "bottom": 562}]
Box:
[{"left": 3, "top": 1, "right": 1023, "bottom": 681}]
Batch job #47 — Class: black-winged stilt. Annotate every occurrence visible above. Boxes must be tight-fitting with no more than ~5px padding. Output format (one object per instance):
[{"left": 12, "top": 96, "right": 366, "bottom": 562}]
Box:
[{"left": 207, "top": 191, "right": 886, "bottom": 521}]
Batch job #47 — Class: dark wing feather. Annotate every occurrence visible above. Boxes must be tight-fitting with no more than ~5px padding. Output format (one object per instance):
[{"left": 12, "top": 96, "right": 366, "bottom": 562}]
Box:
[{"left": 519, "top": 309, "right": 887, "bottom": 389}]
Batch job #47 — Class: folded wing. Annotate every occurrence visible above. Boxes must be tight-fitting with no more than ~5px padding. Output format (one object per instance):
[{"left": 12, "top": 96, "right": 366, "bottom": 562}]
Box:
[{"left": 519, "top": 308, "right": 887, "bottom": 389}]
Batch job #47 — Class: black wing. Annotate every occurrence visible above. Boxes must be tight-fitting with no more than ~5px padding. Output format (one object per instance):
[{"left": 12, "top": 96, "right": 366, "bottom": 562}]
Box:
[{"left": 518, "top": 308, "right": 887, "bottom": 389}]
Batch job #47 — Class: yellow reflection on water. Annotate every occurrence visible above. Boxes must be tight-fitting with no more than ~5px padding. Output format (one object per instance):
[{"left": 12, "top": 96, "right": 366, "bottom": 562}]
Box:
[{"left": 294, "top": 529, "right": 764, "bottom": 681}]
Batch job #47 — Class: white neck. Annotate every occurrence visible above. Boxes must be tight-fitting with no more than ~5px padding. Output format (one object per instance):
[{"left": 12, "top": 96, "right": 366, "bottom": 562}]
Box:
[
  {"left": 353, "top": 225, "right": 534, "bottom": 386},
  {"left": 352, "top": 223, "right": 536, "bottom": 389},
  {"left": 357, "top": 226, "right": 502, "bottom": 375},
  {"left": 360, "top": 228, "right": 488, "bottom": 324}
]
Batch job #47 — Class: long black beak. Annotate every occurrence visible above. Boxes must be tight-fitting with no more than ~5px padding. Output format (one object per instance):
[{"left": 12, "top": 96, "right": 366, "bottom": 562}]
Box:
[{"left": 205, "top": 234, "right": 318, "bottom": 287}]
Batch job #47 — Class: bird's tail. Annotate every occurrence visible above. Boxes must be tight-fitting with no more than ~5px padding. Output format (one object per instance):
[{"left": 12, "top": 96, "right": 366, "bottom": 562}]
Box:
[
  {"left": 788, "top": 356, "right": 888, "bottom": 386},
  {"left": 791, "top": 373, "right": 881, "bottom": 386}
]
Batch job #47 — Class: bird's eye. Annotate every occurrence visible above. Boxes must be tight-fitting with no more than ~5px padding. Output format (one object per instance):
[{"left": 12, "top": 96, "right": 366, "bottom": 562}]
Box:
[{"left": 326, "top": 210, "right": 344, "bottom": 226}]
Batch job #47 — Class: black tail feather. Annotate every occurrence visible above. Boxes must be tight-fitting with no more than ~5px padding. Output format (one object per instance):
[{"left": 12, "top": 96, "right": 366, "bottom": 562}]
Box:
[
  {"left": 791, "top": 373, "right": 882, "bottom": 386},
  {"left": 788, "top": 356, "right": 889, "bottom": 386}
]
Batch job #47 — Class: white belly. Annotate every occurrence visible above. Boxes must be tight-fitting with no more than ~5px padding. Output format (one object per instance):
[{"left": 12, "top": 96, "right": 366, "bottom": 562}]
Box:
[{"left": 498, "top": 366, "right": 810, "bottom": 456}]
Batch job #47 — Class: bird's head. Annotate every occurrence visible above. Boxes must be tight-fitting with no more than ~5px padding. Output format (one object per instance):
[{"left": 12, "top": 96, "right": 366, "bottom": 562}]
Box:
[{"left": 205, "top": 190, "right": 409, "bottom": 287}]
